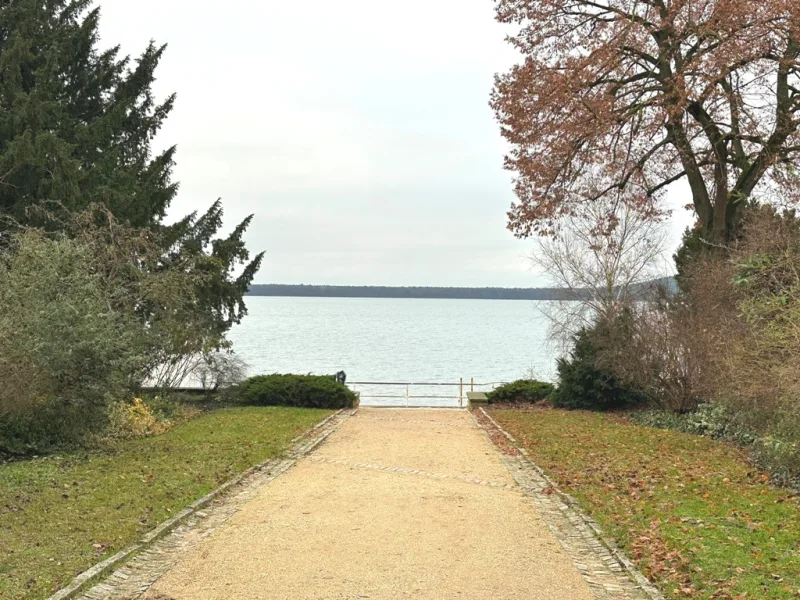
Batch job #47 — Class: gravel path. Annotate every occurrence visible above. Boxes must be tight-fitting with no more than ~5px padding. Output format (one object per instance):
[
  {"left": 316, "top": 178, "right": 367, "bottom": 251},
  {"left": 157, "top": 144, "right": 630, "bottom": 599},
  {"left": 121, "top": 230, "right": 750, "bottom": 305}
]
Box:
[{"left": 144, "top": 409, "right": 596, "bottom": 599}]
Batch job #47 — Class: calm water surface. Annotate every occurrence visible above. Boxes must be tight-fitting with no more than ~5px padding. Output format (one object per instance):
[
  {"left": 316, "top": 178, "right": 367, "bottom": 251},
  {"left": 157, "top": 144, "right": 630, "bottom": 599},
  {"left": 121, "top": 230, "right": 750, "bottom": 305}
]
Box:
[{"left": 228, "top": 297, "right": 556, "bottom": 406}]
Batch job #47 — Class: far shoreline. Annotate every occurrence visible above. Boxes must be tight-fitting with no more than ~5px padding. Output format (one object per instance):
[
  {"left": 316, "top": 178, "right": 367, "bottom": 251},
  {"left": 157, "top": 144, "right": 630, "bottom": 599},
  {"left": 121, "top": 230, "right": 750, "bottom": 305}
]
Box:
[
  {"left": 246, "top": 280, "right": 675, "bottom": 301},
  {"left": 247, "top": 284, "right": 582, "bottom": 301}
]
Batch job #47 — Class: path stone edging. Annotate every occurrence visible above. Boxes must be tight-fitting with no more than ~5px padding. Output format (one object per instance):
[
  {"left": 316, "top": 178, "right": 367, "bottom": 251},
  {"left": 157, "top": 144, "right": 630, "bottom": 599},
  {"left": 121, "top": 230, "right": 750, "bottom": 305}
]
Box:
[
  {"left": 45, "top": 408, "right": 353, "bottom": 600},
  {"left": 475, "top": 407, "right": 666, "bottom": 600}
]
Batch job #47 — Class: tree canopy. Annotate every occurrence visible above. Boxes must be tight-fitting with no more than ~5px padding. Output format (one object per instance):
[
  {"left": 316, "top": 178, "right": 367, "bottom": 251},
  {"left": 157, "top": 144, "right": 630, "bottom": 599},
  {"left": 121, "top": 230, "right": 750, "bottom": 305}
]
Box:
[
  {"left": 492, "top": 0, "right": 800, "bottom": 241},
  {"left": 0, "top": 0, "right": 177, "bottom": 227}
]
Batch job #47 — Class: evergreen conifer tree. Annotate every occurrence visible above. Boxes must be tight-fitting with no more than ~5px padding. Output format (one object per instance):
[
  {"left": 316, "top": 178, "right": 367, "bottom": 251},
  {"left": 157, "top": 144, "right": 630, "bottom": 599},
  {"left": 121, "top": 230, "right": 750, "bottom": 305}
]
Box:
[
  {"left": 0, "top": 0, "right": 263, "bottom": 337},
  {"left": 0, "top": 0, "right": 176, "bottom": 225}
]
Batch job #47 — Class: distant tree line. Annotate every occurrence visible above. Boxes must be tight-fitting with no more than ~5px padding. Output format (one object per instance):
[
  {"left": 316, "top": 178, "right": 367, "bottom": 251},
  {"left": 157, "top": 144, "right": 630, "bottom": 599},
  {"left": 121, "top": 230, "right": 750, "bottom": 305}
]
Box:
[
  {"left": 247, "top": 281, "right": 676, "bottom": 301},
  {"left": 248, "top": 284, "right": 576, "bottom": 300}
]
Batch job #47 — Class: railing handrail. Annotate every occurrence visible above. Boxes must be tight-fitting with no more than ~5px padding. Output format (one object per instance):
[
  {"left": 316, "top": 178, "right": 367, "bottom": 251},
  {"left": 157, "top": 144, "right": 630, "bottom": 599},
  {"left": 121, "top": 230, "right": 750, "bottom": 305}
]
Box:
[
  {"left": 347, "top": 379, "right": 509, "bottom": 408},
  {"left": 347, "top": 381, "right": 506, "bottom": 386}
]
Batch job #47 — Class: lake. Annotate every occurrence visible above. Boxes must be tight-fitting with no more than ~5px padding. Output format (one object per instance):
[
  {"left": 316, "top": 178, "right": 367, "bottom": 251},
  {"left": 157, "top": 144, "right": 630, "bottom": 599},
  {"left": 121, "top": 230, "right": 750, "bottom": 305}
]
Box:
[{"left": 228, "top": 297, "right": 557, "bottom": 407}]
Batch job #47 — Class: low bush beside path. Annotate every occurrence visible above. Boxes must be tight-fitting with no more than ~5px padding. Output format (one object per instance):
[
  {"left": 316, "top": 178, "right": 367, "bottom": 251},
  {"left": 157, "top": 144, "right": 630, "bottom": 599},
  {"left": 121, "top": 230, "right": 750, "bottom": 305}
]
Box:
[
  {"left": 0, "top": 406, "right": 332, "bottom": 600},
  {"left": 489, "top": 407, "right": 800, "bottom": 600}
]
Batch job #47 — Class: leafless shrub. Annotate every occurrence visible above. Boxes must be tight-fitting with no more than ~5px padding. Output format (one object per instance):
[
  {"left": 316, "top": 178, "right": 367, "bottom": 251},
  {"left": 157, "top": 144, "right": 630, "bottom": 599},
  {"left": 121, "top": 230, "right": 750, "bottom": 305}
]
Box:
[
  {"left": 194, "top": 352, "right": 249, "bottom": 392},
  {"left": 597, "top": 300, "right": 706, "bottom": 413}
]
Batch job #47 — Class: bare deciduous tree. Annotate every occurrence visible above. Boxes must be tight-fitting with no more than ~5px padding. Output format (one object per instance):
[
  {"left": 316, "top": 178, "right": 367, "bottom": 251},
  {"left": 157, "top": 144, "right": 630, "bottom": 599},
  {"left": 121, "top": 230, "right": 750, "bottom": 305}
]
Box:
[
  {"left": 598, "top": 300, "right": 705, "bottom": 412},
  {"left": 531, "top": 198, "right": 670, "bottom": 346}
]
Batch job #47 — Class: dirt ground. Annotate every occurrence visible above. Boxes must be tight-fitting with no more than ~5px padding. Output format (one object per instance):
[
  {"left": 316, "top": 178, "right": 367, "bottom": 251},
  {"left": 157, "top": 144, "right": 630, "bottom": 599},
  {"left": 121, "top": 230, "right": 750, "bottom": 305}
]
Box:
[{"left": 144, "top": 408, "right": 596, "bottom": 599}]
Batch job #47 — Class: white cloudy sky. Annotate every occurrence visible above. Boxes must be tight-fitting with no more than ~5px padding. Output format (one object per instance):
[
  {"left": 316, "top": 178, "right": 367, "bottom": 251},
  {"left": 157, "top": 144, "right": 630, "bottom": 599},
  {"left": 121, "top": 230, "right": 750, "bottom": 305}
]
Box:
[{"left": 97, "top": 0, "right": 695, "bottom": 286}]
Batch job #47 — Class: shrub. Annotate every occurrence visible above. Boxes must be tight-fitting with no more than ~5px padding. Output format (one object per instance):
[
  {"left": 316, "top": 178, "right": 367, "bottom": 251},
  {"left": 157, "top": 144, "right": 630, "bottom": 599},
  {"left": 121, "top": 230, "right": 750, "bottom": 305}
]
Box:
[
  {"left": 626, "top": 407, "right": 687, "bottom": 431},
  {"left": 104, "top": 395, "right": 206, "bottom": 440},
  {"left": 106, "top": 398, "right": 172, "bottom": 440},
  {"left": 596, "top": 300, "right": 705, "bottom": 413},
  {"left": 0, "top": 395, "right": 203, "bottom": 456},
  {"left": 551, "top": 322, "right": 649, "bottom": 411},
  {"left": 0, "top": 208, "right": 254, "bottom": 454},
  {"left": 0, "top": 232, "right": 150, "bottom": 453},
  {"left": 0, "top": 232, "right": 146, "bottom": 419},
  {"left": 631, "top": 403, "right": 746, "bottom": 440},
  {"left": 194, "top": 352, "right": 249, "bottom": 392},
  {"left": 238, "top": 374, "right": 358, "bottom": 409},
  {"left": 488, "top": 380, "right": 554, "bottom": 404},
  {"left": 0, "top": 400, "right": 108, "bottom": 456}
]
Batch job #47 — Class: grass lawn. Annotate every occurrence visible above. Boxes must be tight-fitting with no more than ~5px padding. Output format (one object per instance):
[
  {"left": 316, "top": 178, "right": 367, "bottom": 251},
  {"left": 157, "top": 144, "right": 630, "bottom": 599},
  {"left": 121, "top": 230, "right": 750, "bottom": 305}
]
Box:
[
  {"left": 0, "top": 406, "right": 332, "bottom": 600},
  {"left": 489, "top": 408, "right": 800, "bottom": 600}
]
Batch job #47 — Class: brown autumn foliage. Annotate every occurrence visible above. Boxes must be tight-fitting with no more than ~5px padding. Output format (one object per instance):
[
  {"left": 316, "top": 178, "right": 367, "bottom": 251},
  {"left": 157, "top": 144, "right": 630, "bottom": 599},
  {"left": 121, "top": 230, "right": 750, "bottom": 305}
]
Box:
[
  {"left": 492, "top": 0, "right": 800, "bottom": 241},
  {"left": 597, "top": 207, "right": 800, "bottom": 416}
]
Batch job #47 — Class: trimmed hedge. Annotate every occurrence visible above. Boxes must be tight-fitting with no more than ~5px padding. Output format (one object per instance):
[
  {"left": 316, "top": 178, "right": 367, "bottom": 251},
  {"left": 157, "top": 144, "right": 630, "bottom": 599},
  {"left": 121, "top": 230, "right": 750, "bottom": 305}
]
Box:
[
  {"left": 238, "top": 374, "right": 358, "bottom": 409},
  {"left": 487, "top": 379, "right": 555, "bottom": 404}
]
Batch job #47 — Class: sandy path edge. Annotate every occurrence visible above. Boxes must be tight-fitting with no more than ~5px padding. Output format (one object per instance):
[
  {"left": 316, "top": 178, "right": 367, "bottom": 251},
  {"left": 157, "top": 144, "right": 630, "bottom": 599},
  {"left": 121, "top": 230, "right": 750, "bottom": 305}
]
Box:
[{"left": 144, "top": 409, "right": 597, "bottom": 600}]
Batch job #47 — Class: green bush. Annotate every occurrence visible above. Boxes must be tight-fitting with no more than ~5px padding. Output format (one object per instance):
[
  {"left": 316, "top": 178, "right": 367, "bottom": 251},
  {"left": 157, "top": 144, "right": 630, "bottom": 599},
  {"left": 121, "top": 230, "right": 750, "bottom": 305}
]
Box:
[
  {"left": 685, "top": 404, "right": 800, "bottom": 488},
  {"left": 673, "top": 225, "right": 709, "bottom": 293},
  {"left": 238, "top": 375, "right": 358, "bottom": 409},
  {"left": 0, "top": 233, "right": 146, "bottom": 419},
  {"left": 488, "top": 380, "right": 554, "bottom": 404},
  {"left": 629, "top": 404, "right": 743, "bottom": 440},
  {"left": 627, "top": 407, "right": 688, "bottom": 431},
  {"left": 551, "top": 323, "right": 648, "bottom": 411},
  {"left": 0, "top": 401, "right": 109, "bottom": 456},
  {"left": 0, "top": 232, "right": 150, "bottom": 454}
]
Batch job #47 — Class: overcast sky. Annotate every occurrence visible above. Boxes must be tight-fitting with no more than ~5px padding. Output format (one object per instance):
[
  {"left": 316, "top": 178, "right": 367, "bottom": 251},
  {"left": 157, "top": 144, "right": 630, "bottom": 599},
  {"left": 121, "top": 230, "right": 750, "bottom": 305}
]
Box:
[{"left": 97, "top": 0, "right": 695, "bottom": 287}]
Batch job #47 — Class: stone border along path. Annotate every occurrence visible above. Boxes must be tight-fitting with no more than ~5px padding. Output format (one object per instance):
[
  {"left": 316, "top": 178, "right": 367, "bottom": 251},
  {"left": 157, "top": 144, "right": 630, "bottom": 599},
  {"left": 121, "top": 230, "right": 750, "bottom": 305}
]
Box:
[
  {"left": 474, "top": 407, "right": 666, "bottom": 600},
  {"left": 48, "top": 409, "right": 355, "bottom": 600},
  {"left": 65, "top": 407, "right": 665, "bottom": 600}
]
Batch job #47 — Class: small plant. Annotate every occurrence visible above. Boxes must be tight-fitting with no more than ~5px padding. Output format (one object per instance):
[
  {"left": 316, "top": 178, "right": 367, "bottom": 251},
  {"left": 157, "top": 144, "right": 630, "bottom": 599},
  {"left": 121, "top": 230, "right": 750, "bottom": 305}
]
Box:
[
  {"left": 487, "top": 380, "right": 554, "bottom": 404},
  {"left": 106, "top": 398, "right": 171, "bottom": 439},
  {"left": 238, "top": 374, "right": 358, "bottom": 409}
]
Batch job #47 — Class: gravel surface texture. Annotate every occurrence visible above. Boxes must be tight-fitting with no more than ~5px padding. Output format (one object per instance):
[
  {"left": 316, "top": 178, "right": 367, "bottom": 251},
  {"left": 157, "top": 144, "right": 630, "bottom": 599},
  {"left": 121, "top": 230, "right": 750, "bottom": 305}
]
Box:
[{"left": 144, "top": 408, "right": 596, "bottom": 599}]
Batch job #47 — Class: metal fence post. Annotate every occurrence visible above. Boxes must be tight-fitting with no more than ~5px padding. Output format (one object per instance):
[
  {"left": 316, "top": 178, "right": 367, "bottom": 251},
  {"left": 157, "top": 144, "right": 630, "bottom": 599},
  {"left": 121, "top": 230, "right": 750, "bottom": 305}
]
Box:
[{"left": 459, "top": 378, "right": 463, "bottom": 408}]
